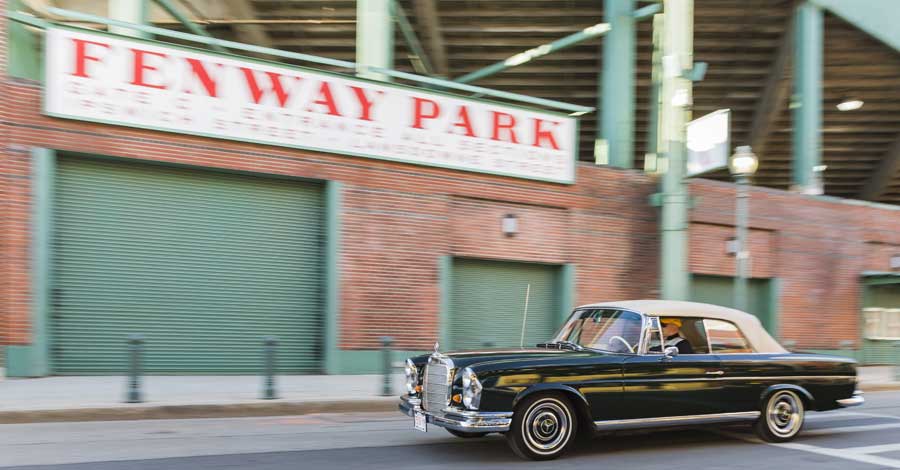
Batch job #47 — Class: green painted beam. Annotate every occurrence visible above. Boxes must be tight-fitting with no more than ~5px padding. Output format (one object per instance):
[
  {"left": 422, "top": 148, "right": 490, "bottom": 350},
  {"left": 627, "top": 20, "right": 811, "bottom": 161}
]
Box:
[
  {"left": 391, "top": 0, "right": 434, "bottom": 76},
  {"left": 659, "top": 0, "right": 693, "bottom": 301},
  {"left": 454, "top": 23, "right": 610, "bottom": 84},
  {"left": 438, "top": 255, "right": 451, "bottom": 349},
  {"left": 109, "top": 0, "right": 149, "bottom": 39},
  {"left": 151, "top": 0, "right": 227, "bottom": 53},
  {"left": 601, "top": 0, "right": 636, "bottom": 169},
  {"left": 792, "top": 1, "right": 823, "bottom": 194},
  {"left": 810, "top": 0, "right": 900, "bottom": 52},
  {"left": 357, "top": 0, "right": 394, "bottom": 81}
]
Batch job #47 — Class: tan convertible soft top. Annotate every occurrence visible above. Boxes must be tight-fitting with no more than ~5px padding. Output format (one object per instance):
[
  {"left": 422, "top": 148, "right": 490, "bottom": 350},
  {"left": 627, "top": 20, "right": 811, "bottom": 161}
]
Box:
[{"left": 577, "top": 300, "right": 787, "bottom": 354}]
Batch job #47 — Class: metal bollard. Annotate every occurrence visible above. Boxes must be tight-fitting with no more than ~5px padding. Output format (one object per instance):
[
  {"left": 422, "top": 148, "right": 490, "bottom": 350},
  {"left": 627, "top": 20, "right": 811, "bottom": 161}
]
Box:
[
  {"left": 381, "top": 336, "right": 394, "bottom": 397},
  {"left": 126, "top": 334, "right": 144, "bottom": 403},
  {"left": 262, "top": 336, "right": 278, "bottom": 400}
]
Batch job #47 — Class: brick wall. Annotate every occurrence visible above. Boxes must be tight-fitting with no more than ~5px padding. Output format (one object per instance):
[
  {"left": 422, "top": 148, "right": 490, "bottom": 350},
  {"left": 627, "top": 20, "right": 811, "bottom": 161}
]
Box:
[
  {"left": 689, "top": 179, "right": 900, "bottom": 348},
  {"left": 2, "top": 44, "right": 900, "bottom": 351}
]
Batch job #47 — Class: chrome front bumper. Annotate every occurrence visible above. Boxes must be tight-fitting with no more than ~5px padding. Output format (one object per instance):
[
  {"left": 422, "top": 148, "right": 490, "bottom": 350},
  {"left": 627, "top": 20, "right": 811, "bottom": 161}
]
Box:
[
  {"left": 837, "top": 390, "right": 865, "bottom": 407},
  {"left": 399, "top": 395, "right": 512, "bottom": 433}
]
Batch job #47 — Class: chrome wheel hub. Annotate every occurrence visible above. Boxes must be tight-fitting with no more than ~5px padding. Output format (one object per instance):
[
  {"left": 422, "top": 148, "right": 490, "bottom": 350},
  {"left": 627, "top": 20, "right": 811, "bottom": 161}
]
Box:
[
  {"left": 766, "top": 391, "right": 803, "bottom": 438},
  {"left": 523, "top": 399, "right": 571, "bottom": 454}
]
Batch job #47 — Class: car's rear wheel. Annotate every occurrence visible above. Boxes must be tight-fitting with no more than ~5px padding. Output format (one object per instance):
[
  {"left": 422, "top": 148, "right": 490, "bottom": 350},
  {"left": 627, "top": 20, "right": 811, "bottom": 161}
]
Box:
[
  {"left": 505, "top": 393, "right": 577, "bottom": 461},
  {"left": 754, "top": 389, "right": 805, "bottom": 442},
  {"left": 446, "top": 429, "right": 488, "bottom": 438}
]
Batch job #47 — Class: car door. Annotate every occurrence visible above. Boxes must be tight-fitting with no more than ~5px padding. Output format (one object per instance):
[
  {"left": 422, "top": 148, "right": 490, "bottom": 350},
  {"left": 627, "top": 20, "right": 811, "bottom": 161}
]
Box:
[
  {"left": 621, "top": 317, "right": 726, "bottom": 419},
  {"left": 705, "top": 318, "right": 771, "bottom": 413}
]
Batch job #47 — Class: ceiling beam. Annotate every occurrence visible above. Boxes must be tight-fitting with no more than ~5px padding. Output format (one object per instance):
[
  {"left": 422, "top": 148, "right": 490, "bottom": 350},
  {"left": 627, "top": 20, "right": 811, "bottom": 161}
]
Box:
[
  {"left": 224, "top": 0, "right": 273, "bottom": 50},
  {"left": 411, "top": 0, "right": 449, "bottom": 76},
  {"left": 858, "top": 132, "right": 900, "bottom": 201},
  {"left": 745, "top": 11, "right": 794, "bottom": 155}
]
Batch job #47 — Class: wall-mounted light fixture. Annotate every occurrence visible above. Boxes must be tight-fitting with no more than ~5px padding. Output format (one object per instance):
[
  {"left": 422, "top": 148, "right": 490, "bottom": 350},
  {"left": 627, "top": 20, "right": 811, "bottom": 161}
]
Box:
[
  {"left": 502, "top": 214, "right": 519, "bottom": 237},
  {"left": 836, "top": 97, "right": 864, "bottom": 112},
  {"left": 725, "top": 237, "right": 738, "bottom": 256}
]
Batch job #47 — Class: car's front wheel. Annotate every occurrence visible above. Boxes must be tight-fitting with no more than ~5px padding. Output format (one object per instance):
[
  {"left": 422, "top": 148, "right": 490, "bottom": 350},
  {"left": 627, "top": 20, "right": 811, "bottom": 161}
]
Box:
[
  {"left": 754, "top": 389, "right": 805, "bottom": 442},
  {"left": 505, "top": 393, "right": 577, "bottom": 461},
  {"left": 446, "top": 429, "right": 487, "bottom": 438}
]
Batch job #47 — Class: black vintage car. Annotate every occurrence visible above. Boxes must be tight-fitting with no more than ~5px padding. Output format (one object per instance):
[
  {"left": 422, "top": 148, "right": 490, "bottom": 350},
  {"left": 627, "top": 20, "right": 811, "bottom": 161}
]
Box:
[{"left": 399, "top": 300, "right": 863, "bottom": 460}]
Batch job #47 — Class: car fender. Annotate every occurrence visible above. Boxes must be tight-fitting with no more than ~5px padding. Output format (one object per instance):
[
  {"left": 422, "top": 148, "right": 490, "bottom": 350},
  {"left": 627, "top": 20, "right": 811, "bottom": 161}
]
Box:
[
  {"left": 759, "top": 383, "right": 814, "bottom": 410},
  {"left": 512, "top": 383, "right": 592, "bottom": 417}
]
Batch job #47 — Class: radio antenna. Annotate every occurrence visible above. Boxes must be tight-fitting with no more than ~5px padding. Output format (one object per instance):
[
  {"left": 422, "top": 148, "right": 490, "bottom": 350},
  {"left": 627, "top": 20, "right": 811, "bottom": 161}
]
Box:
[{"left": 519, "top": 284, "right": 531, "bottom": 348}]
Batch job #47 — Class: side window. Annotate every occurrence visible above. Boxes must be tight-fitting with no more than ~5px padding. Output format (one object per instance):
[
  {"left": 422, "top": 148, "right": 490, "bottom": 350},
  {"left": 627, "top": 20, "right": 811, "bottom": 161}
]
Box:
[{"left": 704, "top": 319, "right": 754, "bottom": 353}]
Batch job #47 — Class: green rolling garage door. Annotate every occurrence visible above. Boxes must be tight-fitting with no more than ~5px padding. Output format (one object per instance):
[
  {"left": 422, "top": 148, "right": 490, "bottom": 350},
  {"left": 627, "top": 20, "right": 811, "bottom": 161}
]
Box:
[
  {"left": 449, "top": 259, "right": 561, "bottom": 350},
  {"left": 52, "top": 157, "right": 325, "bottom": 374},
  {"left": 690, "top": 275, "right": 774, "bottom": 333},
  {"left": 862, "top": 284, "right": 900, "bottom": 365}
]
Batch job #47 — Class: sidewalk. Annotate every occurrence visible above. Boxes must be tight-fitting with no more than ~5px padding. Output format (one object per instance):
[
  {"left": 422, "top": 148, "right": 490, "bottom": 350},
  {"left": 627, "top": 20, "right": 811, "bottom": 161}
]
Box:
[
  {"left": 0, "top": 367, "right": 896, "bottom": 424},
  {"left": 0, "top": 374, "right": 405, "bottom": 423}
]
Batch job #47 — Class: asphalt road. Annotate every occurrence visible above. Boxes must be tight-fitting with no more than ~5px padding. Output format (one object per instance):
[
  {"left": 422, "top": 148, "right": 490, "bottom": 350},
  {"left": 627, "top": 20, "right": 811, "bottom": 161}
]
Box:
[{"left": 1, "top": 391, "right": 899, "bottom": 470}]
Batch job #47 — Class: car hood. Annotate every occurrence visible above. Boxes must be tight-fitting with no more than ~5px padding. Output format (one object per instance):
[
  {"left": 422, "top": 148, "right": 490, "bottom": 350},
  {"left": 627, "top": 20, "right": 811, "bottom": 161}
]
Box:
[{"left": 435, "top": 347, "right": 602, "bottom": 370}]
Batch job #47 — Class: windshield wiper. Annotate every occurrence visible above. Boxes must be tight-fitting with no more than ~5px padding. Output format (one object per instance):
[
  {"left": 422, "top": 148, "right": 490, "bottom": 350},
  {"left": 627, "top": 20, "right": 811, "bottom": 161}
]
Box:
[{"left": 537, "top": 341, "right": 584, "bottom": 351}]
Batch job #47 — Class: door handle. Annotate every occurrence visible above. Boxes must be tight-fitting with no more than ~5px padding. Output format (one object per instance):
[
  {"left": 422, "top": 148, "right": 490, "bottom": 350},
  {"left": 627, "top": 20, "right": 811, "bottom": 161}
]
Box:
[{"left": 706, "top": 370, "right": 724, "bottom": 376}]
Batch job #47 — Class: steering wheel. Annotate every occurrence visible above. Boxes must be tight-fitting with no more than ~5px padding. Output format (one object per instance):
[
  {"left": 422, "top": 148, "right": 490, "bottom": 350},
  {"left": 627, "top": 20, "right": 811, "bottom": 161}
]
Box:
[{"left": 609, "top": 335, "right": 634, "bottom": 353}]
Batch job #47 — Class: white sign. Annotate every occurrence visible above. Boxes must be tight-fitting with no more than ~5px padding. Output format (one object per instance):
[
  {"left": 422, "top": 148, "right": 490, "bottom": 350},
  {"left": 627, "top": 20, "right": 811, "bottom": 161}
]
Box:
[
  {"left": 44, "top": 27, "right": 577, "bottom": 183},
  {"left": 686, "top": 109, "right": 730, "bottom": 177}
]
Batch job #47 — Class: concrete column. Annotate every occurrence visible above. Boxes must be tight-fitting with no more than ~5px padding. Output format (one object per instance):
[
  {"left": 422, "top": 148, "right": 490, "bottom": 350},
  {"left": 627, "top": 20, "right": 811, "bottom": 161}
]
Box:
[
  {"left": 600, "top": 0, "right": 636, "bottom": 168},
  {"left": 792, "top": 1, "right": 824, "bottom": 194},
  {"left": 356, "top": 0, "right": 394, "bottom": 81},
  {"left": 659, "top": 0, "right": 693, "bottom": 301},
  {"left": 108, "top": 0, "right": 149, "bottom": 38}
]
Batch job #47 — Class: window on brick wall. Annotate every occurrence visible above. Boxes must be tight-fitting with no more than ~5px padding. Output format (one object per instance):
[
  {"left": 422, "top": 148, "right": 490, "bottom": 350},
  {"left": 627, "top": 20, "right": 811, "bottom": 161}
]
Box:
[{"left": 863, "top": 308, "right": 900, "bottom": 340}]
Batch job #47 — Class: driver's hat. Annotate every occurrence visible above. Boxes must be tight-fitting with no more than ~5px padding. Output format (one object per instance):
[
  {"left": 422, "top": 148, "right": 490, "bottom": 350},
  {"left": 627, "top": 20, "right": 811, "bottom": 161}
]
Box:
[{"left": 660, "top": 317, "right": 682, "bottom": 327}]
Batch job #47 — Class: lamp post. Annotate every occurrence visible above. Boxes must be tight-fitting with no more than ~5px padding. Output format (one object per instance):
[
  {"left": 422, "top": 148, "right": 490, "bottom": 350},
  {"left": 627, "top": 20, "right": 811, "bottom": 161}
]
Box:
[{"left": 729, "top": 146, "right": 759, "bottom": 313}]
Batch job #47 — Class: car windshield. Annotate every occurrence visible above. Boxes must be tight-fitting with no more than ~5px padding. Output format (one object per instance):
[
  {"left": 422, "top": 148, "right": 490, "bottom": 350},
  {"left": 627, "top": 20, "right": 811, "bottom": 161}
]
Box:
[{"left": 551, "top": 309, "right": 643, "bottom": 353}]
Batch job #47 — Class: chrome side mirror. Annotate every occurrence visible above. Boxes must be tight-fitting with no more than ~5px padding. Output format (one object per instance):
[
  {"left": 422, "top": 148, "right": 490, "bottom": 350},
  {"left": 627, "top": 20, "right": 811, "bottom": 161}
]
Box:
[{"left": 664, "top": 346, "right": 679, "bottom": 359}]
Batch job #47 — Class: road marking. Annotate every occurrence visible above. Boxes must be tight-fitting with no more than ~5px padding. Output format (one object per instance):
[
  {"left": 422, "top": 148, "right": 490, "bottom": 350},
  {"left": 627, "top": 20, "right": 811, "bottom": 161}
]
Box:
[
  {"left": 803, "top": 422, "right": 900, "bottom": 436},
  {"left": 844, "top": 443, "right": 900, "bottom": 454},
  {"left": 715, "top": 429, "right": 900, "bottom": 469}
]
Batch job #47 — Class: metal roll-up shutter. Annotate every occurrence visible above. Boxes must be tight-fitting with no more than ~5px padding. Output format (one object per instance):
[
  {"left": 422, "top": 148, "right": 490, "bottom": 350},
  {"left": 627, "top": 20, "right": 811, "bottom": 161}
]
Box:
[
  {"left": 52, "top": 157, "right": 325, "bottom": 374},
  {"left": 449, "top": 259, "right": 560, "bottom": 350}
]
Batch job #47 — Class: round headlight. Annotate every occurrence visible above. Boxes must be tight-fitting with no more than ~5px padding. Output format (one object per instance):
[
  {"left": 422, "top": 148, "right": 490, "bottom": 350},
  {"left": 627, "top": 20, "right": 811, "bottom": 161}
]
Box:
[
  {"left": 404, "top": 359, "right": 418, "bottom": 394},
  {"left": 461, "top": 367, "right": 482, "bottom": 410}
]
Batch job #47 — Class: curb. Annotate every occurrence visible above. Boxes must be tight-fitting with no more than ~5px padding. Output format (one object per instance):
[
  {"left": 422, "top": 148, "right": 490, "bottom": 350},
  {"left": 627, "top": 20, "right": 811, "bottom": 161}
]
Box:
[
  {"left": 861, "top": 384, "right": 900, "bottom": 392},
  {"left": 0, "top": 398, "right": 399, "bottom": 424}
]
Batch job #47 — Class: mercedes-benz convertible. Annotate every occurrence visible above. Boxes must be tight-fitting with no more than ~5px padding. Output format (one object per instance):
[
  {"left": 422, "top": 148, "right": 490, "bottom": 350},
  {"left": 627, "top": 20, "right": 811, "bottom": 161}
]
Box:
[{"left": 399, "top": 300, "right": 863, "bottom": 460}]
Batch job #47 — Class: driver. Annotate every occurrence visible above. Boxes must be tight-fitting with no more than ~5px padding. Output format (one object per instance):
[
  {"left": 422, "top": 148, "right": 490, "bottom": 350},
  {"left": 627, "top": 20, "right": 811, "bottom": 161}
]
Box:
[{"left": 661, "top": 318, "right": 694, "bottom": 355}]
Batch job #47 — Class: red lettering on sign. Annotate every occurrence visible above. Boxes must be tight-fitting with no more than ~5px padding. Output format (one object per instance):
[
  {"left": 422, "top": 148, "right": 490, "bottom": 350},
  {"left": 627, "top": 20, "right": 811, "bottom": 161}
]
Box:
[
  {"left": 308, "top": 81, "right": 342, "bottom": 116},
  {"left": 532, "top": 118, "right": 560, "bottom": 150},
  {"left": 412, "top": 97, "right": 440, "bottom": 129},
  {"left": 491, "top": 111, "right": 518, "bottom": 144},
  {"left": 349, "top": 86, "right": 383, "bottom": 121},
  {"left": 448, "top": 105, "right": 476, "bottom": 137},
  {"left": 240, "top": 68, "right": 300, "bottom": 107},
  {"left": 184, "top": 58, "right": 221, "bottom": 97},
  {"left": 129, "top": 49, "right": 168, "bottom": 90},
  {"left": 71, "top": 38, "right": 110, "bottom": 78}
]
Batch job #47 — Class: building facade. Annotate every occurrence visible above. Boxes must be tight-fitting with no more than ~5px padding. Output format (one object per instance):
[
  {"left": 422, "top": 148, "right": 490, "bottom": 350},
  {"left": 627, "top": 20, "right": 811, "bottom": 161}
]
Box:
[{"left": 2, "top": 8, "right": 899, "bottom": 377}]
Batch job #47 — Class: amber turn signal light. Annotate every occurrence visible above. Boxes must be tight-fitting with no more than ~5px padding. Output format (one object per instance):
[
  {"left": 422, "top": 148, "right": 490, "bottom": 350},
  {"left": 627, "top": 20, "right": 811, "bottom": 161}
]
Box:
[
  {"left": 452, "top": 394, "right": 462, "bottom": 403},
  {"left": 415, "top": 385, "right": 422, "bottom": 393}
]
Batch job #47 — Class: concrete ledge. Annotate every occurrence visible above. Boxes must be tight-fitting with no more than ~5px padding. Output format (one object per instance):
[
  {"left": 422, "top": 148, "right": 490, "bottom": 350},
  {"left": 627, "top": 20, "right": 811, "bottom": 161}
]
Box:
[{"left": 0, "top": 398, "right": 398, "bottom": 424}]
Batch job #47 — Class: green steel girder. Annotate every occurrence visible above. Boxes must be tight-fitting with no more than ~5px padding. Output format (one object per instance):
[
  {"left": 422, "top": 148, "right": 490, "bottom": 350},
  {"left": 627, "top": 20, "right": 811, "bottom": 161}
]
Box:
[
  {"left": 601, "top": 0, "right": 636, "bottom": 169},
  {"left": 152, "top": 0, "right": 227, "bottom": 53},
  {"left": 792, "top": 1, "right": 823, "bottom": 193},
  {"left": 811, "top": 0, "right": 900, "bottom": 52}
]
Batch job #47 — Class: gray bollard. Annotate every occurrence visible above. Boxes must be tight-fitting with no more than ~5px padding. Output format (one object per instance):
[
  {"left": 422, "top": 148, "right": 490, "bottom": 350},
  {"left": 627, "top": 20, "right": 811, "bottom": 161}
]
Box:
[
  {"left": 261, "top": 336, "right": 278, "bottom": 400},
  {"left": 125, "top": 334, "right": 144, "bottom": 403},
  {"left": 782, "top": 340, "right": 797, "bottom": 352},
  {"left": 381, "top": 336, "right": 394, "bottom": 397},
  {"left": 839, "top": 340, "right": 855, "bottom": 360}
]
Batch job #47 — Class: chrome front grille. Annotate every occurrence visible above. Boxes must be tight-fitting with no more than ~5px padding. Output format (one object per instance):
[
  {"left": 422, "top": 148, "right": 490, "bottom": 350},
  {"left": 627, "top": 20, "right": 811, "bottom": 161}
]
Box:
[{"left": 422, "top": 357, "right": 451, "bottom": 412}]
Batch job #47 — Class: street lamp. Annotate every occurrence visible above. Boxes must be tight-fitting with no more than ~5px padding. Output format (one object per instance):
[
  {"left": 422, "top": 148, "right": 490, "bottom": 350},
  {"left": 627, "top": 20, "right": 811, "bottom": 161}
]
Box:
[{"left": 729, "top": 146, "right": 759, "bottom": 313}]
